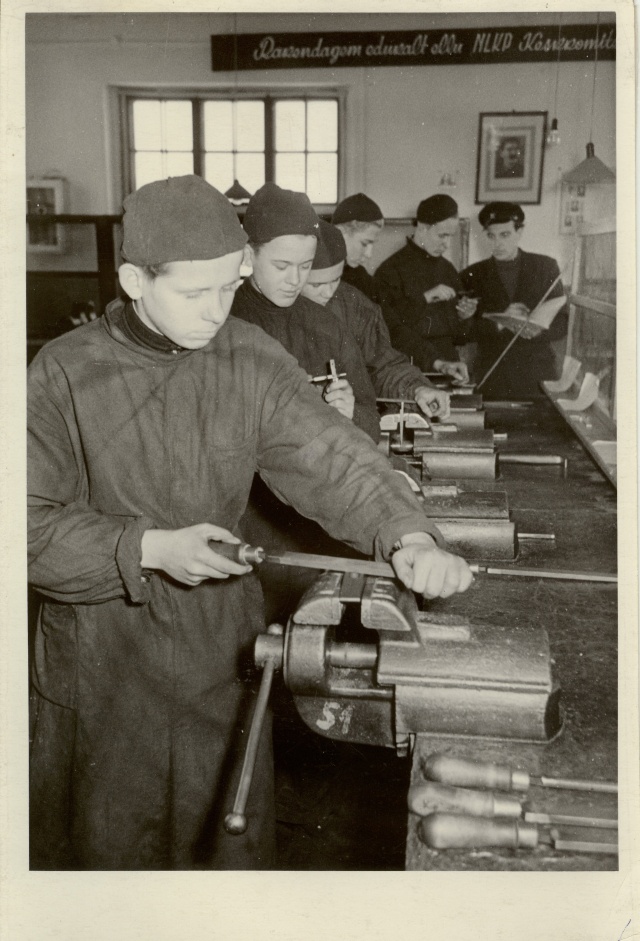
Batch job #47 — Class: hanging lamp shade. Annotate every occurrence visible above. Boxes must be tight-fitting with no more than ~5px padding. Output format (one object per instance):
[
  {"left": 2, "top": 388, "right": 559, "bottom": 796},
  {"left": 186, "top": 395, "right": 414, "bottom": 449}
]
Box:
[
  {"left": 225, "top": 179, "right": 252, "bottom": 205},
  {"left": 563, "top": 143, "right": 615, "bottom": 184}
]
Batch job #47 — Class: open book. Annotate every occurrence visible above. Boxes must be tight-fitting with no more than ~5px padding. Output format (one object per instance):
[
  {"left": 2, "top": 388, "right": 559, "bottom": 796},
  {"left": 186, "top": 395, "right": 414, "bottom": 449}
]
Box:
[{"left": 482, "top": 295, "right": 566, "bottom": 338}]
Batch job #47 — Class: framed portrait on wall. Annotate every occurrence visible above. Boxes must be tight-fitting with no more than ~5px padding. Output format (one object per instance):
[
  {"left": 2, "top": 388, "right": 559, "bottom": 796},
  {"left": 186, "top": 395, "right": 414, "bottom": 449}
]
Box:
[
  {"left": 26, "top": 177, "right": 67, "bottom": 252},
  {"left": 475, "top": 112, "right": 547, "bottom": 205}
]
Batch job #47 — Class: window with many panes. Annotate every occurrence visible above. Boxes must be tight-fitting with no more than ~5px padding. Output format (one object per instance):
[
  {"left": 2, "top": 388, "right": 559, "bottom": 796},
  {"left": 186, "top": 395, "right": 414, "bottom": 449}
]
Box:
[{"left": 123, "top": 92, "right": 341, "bottom": 206}]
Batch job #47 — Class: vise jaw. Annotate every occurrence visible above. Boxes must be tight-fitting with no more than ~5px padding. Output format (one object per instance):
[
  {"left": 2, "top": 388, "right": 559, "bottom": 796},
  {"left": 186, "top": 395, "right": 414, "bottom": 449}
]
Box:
[{"left": 255, "top": 572, "right": 562, "bottom": 756}]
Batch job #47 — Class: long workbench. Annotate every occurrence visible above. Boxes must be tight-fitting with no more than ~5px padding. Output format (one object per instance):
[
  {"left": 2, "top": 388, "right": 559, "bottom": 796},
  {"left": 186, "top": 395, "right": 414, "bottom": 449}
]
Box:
[{"left": 405, "top": 399, "right": 618, "bottom": 871}]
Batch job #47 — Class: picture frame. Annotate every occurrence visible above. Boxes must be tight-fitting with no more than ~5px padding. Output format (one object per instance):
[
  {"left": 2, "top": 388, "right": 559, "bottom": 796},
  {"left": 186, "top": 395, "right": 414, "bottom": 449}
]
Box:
[
  {"left": 26, "top": 177, "right": 67, "bottom": 252},
  {"left": 475, "top": 112, "right": 547, "bottom": 205}
]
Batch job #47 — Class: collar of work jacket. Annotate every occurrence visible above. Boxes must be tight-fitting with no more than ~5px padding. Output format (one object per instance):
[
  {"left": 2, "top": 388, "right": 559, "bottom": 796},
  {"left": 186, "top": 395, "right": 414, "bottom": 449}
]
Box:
[
  {"left": 406, "top": 236, "right": 442, "bottom": 263},
  {"left": 103, "top": 298, "right": 203, "bottom": 362}
]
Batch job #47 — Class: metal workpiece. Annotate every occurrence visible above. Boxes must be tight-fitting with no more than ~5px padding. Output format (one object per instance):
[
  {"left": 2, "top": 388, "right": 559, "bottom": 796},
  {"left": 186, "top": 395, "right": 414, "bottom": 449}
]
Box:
[
  {"left": 260, "top": 572, "right": 562, "bottom": 751},
  {"left": 421, "top": 449, "right": 498, "bottom": 480},
  {"left": 434, "top": 410, "right": 486, "bottom": 432},
  {"left": 429, "top": 517, "right": 518, "bottom": 561},
  {"left": 413, "top": 428, "right": 496, "bottom": 453},
  {"left": 419, "top": 482, "right": 510, "bottom": 516},
  {"left": 450, "top": 393, "right": 483, "bottom": 411}
]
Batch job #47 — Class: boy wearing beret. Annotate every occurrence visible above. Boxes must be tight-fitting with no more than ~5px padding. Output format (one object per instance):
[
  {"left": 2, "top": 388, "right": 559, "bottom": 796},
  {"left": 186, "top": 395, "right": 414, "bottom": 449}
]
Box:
[
  {"left": 460, "top": 202, "right": 567, "bottom": 399},
  {"left": 231, "top": 182, "right": 382, "bottom": 442},
  {"left": 331, "top": 192, "right": 384, "bottom": 303},
  {"left": 302, "top": 220, "right": 451, "bottom": 420},
  {"left": 28, "top": 175, "right": 472, "bottom": 871},
  {"left": 374, "top": 195, "right": 477, "bottom": 384}
]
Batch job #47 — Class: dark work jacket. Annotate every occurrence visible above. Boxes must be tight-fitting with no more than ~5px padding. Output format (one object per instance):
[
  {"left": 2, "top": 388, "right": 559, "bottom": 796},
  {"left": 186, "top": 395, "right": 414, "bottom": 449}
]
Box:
[
  {"left": 460, "top": 250, "right": 568, "bottom": 399},
  {"left": 341, "top": 263, "right": 380, "bottom": 303},
  {"left": 231, "top": 278, "right": 380, "bottom": 443},
  {"left": 327, "top": 281, "right": 429, "bottom": 401},
  {"left": 27, "top": 299, "right": 433, "bottom": 870},
  {"left": 374, "top": 238, "right": 473, "bottom": 370}
]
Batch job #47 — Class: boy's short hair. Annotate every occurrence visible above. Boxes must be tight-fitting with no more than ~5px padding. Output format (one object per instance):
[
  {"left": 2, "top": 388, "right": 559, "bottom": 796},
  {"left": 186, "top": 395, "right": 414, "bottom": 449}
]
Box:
[
  {"left": 335, "top": 219, "right": 384, "bottom": 235},
  {"left": 140, "top": 263, "right": 170, "bottom": 280}
]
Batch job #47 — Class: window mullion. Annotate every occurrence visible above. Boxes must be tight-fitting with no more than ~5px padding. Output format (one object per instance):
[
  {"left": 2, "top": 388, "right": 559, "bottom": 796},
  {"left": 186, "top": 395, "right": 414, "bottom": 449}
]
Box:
[
  {"left": 192, "top": 100, "right": 203, "bottom": 177},
  {"left": 264, "top": 98, "right": 275, "bottom": 184}
]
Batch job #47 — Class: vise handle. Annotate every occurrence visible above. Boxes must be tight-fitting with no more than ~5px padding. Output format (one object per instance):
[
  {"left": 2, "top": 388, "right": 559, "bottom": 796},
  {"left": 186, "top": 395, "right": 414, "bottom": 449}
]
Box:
[{"left": 224, "top": 624, "right": 283, "bottom": 835}]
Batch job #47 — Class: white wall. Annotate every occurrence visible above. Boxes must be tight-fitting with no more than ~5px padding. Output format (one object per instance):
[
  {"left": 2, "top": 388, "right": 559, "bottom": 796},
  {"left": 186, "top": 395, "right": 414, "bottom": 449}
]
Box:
[{"left": 26, "top": 11, "right": 615, "bottom": 274}]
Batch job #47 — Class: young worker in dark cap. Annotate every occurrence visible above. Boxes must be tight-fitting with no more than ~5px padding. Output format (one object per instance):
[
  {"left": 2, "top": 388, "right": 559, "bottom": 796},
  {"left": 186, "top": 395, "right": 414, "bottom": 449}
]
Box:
[
  {"left": 302, "top": 220, "right": 451, "bottom": 419},
  {"left": 28, "top": 175, "right": 472, "bottom": 871},
  {"left": 460, "top": 202, "right": 567, "bottom": 399},
  {"left": 331, "top": 192, "right": 384, "bottom": 302},
  {"left": 232, "top": 182, "right": 381, "bottom": 441},
  {"left": 374, "top": 194, "right": 477, "bottom": 383}
]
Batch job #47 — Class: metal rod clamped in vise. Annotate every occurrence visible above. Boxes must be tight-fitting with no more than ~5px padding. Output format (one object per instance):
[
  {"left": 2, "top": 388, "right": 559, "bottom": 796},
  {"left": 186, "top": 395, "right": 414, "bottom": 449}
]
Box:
[{"left": 209, "top": 540, "right": 617, "bottom": 584}]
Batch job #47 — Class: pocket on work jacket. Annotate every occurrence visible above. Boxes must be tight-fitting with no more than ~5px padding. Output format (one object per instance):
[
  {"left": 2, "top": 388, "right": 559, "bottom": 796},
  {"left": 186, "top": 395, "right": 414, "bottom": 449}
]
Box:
[{"left": 33, "top": 601, "right": 78, "bottom": 709}]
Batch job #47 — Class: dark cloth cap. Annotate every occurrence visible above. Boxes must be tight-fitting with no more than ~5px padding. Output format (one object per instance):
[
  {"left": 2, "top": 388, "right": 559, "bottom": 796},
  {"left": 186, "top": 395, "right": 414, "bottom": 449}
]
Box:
[
  {"left": 331, "top": 193, "right": 383, "bottom": 225},
  {"left": 312, "top": 220, "right": 347, "bottom": 270},
  {"left": 478, "top": 202, "right": 525, "bottom": 229},
  {"left": 121, "top": 175, "right": 247, "bottom": 266},
  {"left": 243, "top": 182, "right": 320, "bottom": 242},
  {"left": 416, "top": 194, "right": 459, "bottom": 225}
]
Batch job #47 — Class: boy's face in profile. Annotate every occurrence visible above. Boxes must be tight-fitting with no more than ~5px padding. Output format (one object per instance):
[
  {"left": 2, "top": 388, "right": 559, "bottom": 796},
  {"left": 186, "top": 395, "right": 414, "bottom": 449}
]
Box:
[
  {"left": 301, "top": 261, "right": 344, "bottom": 307},
  {"left": 120, "top": 251, "right": 244, "bottom": 349}
]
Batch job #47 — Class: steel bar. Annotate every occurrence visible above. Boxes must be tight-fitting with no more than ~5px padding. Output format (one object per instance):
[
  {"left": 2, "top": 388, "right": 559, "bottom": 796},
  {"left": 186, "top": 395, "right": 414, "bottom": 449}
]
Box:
[
  {"left": 524, "top": 811, "right": 617, "bottom": 830},
  {"left": 477, "top": 271, "right": 564, "bottom": 390},
  {"left": 473, "top": 565, "right": 615, "bottom": 583}
]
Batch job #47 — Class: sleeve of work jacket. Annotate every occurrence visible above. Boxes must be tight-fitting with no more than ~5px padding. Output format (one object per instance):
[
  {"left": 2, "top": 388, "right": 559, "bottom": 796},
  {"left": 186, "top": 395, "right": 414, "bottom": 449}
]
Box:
[
  {"left": 333, "top": 323, "right": 382, "bottom": 444},
  {"left": 254, "top": 356, "right": 443, "bottom": 560},
  {"left": 28, "top": 359, "right": 155, "bottom": 606},
  {"left": 351, "top": 290, "right": 430, "bottom": 401}
]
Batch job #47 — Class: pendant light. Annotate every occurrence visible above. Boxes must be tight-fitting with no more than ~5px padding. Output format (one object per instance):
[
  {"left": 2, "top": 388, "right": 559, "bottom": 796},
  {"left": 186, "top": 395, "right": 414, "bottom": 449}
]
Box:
[
  {"left": 224, "top": 15, "right": 252, "bottom": 205},
  {"left": 546, "top": 17, "right": 562, "bottom": 147},
  {"left": 225, "top": 178, "right": 252, "bottom": 205},
  {"left": 562, "top": 14, "right": 615, "bottom": 184}
]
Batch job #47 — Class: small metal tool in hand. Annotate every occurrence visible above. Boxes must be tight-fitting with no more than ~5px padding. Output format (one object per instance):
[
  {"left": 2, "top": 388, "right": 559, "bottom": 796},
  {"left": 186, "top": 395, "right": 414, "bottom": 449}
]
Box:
[{"left": 310, "top": 358, "right": 346, "bottom": 384}]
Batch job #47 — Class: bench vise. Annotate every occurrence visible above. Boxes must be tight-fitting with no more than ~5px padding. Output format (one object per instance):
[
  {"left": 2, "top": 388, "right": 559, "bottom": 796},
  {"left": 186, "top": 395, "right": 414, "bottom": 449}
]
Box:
[{"left": 255, "top": 572, "right": 562, "bottom": 757}]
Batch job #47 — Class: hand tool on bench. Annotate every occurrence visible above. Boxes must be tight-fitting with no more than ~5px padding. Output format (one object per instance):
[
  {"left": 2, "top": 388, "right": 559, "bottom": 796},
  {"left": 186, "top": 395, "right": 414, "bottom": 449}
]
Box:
[
  {"left": 407, "top": 781, "right": 617, "bottom": 830},
  {"left": 422, "top": 753, "right": 617, "bottom": 794},
  {"left": 418, "top": 813, "right": 618, "bottom": 855},
  {"left": 209, "top": 541, "right": 617, "bottom": 584}
]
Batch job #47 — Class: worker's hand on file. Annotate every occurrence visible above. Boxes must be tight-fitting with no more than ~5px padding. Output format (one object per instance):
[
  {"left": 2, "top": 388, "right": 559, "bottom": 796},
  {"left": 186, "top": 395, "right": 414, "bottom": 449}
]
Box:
[
  {"left": 414, "top": 385, "right": 450, "bottom": 420},
  {"left": 433, "top": 359, "right": 470, "bottom": 385},
  {"left": 323, "top": 377, "right": 355, "bottom": 421},
  {"left": 141, "top": 523, "right": 253, "bottom": 585},
  {"left": 424, "top": 284, "right": 457, "bottom": 304},
  {"left": 391, "top": 533, "right": 474, "bottom": 599}
]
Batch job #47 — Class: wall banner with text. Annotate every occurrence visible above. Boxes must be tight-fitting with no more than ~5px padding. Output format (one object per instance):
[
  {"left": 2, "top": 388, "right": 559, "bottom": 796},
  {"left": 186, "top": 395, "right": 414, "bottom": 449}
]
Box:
[{"left": 211, "top": 25, "right": 615, "bottom": 72}]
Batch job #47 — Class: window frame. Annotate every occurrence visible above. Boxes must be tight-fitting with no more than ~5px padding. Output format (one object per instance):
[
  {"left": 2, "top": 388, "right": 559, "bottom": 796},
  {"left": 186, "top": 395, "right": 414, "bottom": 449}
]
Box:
[{"left": 117, "top": 86, "right": 346, "bottom": 212}]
